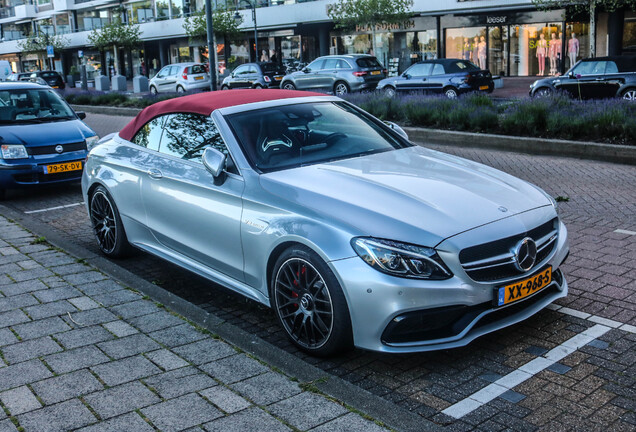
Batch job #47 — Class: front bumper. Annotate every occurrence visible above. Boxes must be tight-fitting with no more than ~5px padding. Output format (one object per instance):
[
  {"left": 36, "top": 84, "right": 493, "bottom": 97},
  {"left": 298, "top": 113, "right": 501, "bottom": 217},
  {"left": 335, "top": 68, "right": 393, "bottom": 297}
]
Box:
[
  {"left": 0, "top": 152, "right": 86, "bottom": 188},
  {"left": 330, "top": 211, "right": 569, "bottom": 353}
]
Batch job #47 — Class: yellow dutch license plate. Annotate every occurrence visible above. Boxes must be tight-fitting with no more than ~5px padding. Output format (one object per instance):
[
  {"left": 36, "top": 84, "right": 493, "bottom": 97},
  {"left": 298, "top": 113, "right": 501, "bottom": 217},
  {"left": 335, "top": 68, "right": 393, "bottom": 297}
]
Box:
[
  {"left": 195, "top": 76, "right": 204, "bottom": 80},
  {"left": 479, "top": 85, "right": 489, "bottom": 90},
  {"left": 274, "top": 76, "right": 282, "bottom": 81},
  {"left": 44, "top": 161, "right": 82, "bottom": 175},
  {"left": 371, "top": 70, "right": 381, "bottom": 75},
  {"left": 496, "top": 267, "right": 552, "bottom": 306}
]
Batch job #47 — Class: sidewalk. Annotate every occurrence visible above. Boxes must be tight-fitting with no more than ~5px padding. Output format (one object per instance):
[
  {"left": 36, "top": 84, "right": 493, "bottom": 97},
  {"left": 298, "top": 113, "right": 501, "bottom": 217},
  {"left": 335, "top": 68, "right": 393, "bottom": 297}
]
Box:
[{"left": 0, "top": 216, "right": 390, "bottom": 432}]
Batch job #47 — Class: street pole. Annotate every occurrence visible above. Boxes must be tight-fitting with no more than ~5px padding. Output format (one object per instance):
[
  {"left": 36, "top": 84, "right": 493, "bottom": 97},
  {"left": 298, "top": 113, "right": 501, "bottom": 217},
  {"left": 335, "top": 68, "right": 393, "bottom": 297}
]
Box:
[
  {"left": 205, "top": 0, "right": 217, "bottom": 91},
  {"left": 252, "top": 4, "right": 258, "bottom": 62}
]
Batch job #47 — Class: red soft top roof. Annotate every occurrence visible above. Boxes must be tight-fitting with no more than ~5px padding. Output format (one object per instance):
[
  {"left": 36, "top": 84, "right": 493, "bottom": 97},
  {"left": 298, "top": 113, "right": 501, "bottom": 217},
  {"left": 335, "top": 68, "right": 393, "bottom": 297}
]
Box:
[{"left": 118, "top": 89, "right": 325, "bottom": 141}]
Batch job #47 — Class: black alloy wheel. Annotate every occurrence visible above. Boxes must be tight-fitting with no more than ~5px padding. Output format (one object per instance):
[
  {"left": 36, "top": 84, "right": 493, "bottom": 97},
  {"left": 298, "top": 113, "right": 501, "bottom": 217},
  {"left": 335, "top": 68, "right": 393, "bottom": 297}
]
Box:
[
  {"left": 272, "top": 246, "right": 352, "bottom": 356},
  {"left": 89, "top": 186, "right": 131, "bottom": 258}
]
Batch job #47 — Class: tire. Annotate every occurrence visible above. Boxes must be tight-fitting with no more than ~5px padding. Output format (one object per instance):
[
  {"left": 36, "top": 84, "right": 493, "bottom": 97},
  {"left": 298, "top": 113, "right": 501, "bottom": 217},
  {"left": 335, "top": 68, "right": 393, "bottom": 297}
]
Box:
[
  {"left": 176, "top": 85, "right": 185, "bottom": 94},
  {"left": 254, "top": 84, "right": 263, "bottom": 89},
  {"left": 271, "top": 245, "right": 353, "bottom": 357},
  {"left": 621, "top": 88, "right": 636, "bottom": 101},
  {"left": 0, "top": 188, "right": 6, "bottom": 201},
  {"left": 383, "top": 86, "right": 396, "bottom": 98},
  {"left": 282, "top": 82, "right": 296, "bottom": 90},
  {"left": 533, "top": 87, "right": 553, "bottom": 98},
  {"left": 89, "top": 186, "right": 132, "bottom": 258},
  {"left": 333, "top": 81, "right": 350, "bottom": 96},
  {"left": 150, "top": 86, "right": 158, "bottom": 95},
  {"left": 221, "top": 85, "right": 229, "bottom": 90},
  {"left": 444, "top": 87, "right": 459, "bottom": 99}
]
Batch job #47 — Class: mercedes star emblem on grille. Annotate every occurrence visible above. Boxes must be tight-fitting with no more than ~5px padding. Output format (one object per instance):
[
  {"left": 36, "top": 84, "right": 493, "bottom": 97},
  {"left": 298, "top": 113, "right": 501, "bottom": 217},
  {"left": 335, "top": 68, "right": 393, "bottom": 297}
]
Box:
[
  {"left": 514, "top": 237, "right": 537, "bottom": 272},
  {"left": 55, "top": 145, "right": 64, "bottom": 154}
]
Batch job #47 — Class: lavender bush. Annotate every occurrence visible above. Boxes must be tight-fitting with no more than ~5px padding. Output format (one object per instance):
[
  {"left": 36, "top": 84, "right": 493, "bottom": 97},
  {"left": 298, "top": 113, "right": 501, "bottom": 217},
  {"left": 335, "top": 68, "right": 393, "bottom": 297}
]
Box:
[{"left": 343, "top": 92, "right": 636, "bottom": 145}]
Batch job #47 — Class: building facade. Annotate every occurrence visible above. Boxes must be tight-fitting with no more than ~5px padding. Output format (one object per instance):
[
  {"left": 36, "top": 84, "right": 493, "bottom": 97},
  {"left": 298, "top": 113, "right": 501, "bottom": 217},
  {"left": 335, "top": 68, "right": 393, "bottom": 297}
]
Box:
[{"left": 1, "top": 0, "right": 634, "bottom": 81}]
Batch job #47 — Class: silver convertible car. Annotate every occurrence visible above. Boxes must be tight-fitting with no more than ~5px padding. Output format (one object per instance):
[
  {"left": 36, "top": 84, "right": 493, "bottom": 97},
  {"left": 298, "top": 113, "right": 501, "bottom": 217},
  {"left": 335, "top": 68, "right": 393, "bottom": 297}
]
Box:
[{"left": 82, "top": 89, "right": 569, "bottom": 356}]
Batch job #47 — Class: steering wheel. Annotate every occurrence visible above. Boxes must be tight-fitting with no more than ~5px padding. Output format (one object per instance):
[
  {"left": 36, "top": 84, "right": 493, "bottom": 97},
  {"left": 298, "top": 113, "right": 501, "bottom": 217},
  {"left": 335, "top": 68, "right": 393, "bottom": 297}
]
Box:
[{"left": 324, "top": 132, "right": 347, "bottom": 146}]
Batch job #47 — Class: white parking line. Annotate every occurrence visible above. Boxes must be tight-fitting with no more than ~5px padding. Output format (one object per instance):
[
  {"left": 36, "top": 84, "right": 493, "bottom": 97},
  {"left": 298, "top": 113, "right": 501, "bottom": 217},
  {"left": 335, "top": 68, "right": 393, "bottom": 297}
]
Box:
[
  {"left": 614, "top": 229, "right": 636, "bottom": 236},
  {"left": 24, "top": 202, "right": 84, "bottom": 214},
  {"left": 442, "top": 324, "right": 611, "bottom": 419},
  {"left": 548, "top": 303, "right": 635, "bottom": 334}
]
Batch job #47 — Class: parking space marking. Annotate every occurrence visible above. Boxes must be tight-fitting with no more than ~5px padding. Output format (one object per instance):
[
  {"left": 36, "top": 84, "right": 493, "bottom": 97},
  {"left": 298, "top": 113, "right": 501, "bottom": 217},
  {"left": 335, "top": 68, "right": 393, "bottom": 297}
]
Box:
[
  {"left": 548, "top": 303, "right": 634, "bottom": 334},
  {"left": 441, "top": 324, "right": 611, "bottom": 419},
  {"left": 613, "top": 229, "right": 636, "bottom": 235},
  {"left": 24, "top": 202, "right": 84, "bottom": 214}
]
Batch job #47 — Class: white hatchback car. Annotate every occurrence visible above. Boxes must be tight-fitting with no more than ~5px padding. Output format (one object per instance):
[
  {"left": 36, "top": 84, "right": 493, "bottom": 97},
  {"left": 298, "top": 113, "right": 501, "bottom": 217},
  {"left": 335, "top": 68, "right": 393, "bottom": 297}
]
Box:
[{"left": 149, "top": 63, "right": 209, "bottom": 94}]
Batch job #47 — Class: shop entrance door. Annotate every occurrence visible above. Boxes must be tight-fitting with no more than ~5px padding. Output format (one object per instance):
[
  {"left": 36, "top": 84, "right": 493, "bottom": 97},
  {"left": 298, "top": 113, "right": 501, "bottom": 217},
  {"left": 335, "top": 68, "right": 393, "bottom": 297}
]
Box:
[{"left": 488, "top": 26, "right": 508, "bottom": 76}]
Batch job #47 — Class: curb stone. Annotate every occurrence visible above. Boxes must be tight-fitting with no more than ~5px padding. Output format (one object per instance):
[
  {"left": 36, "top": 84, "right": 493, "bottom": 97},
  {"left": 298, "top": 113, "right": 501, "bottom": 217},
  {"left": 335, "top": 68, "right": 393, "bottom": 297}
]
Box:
[{"left": 0, "top": 203, "right": 441, "bottom": 432}]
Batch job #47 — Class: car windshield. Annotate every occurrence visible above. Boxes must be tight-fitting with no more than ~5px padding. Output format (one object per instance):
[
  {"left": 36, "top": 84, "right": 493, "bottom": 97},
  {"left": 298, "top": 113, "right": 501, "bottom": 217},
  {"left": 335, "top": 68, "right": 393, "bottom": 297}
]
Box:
[
  {"left": 226, "top": 102, "right": 411, "bottom": 173},
  {"left": 0, "top": 88, "right": 76, "bottom": 124}
]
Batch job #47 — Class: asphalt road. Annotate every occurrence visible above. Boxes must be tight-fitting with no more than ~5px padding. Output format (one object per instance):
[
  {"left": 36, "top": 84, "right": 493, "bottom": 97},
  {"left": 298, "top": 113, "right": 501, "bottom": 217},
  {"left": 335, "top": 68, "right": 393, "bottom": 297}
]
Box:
[{"left": 1, "top": 112, "right": 634, "bottom": 431}]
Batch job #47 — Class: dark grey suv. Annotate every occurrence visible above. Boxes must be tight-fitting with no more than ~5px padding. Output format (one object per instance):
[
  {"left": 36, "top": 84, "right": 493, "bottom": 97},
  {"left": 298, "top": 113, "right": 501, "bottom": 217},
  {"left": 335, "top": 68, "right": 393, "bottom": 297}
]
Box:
[{"left": 280, "top": 55, "right": 386, "bottom": 95}]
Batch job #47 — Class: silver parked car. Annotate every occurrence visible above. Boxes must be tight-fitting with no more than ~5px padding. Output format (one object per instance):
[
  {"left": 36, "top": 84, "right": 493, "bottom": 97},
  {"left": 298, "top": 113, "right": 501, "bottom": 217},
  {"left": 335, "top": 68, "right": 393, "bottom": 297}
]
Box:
[
  {"left": 280, "top": 55, "right": 387, "bottom": 95},
  {"left": 82, "top": 89, "right": 569, "bottom": 356},
  {"left": 149, "top": 62, "right": 209, "bottom": 94}
]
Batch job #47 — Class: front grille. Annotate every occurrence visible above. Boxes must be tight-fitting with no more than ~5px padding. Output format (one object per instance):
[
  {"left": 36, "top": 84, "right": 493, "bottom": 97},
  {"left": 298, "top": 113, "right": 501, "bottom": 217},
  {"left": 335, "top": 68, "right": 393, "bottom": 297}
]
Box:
[
  {"left": 459, "top": 218, "right": 558, "bottom": 282},
  {"left": 27, "top": 141, "right": 87, "bottom": 156}
]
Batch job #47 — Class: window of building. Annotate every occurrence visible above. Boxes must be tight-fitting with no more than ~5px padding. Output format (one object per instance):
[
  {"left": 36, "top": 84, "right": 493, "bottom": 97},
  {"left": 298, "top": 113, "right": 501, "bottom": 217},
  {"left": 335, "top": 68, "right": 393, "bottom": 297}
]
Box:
[
  {"left": 55, "top": 14, "right": 71, "bottom": 35},
  {"left": 623, "top": 11, "right": 636, "bottom": 53},
  {"left": 128, "top": 1, "right": 154, "bottom": 23}
]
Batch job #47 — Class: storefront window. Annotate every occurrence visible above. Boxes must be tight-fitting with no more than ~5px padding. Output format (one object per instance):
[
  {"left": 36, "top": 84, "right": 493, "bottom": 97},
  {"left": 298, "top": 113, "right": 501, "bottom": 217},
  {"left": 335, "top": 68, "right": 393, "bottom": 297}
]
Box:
[
  {"left": 565, "top": 22, "right": 589, "bottom": 69},
  {"left": 488, "top": 26, "right": 507, "bottom": 75},
  {"left": 128, "top": 1, "right": 154, "bottom": 23},
  {"left": 55, "top": 14, "right": 71, "bottom": 35},
  {"left": 280, "top": 36, "right": 300, "bottom": 62},
  {"left": 445, "top": 27, "right": 486, "bottom": 67},
  {"left": 509, "top": 23, "right": 562, "bottom": 77},
  {"left": 622, "top": 12, "right": 635, "bottom": 53},
  {"left": 405, "top": 30, "right": 437, "bottom": 62}
]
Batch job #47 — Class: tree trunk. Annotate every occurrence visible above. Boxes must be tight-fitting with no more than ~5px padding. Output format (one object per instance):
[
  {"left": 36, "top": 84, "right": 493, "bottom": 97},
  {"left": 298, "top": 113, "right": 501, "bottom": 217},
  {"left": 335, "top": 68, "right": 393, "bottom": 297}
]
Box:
[
  {"left": 113, "top": 45, "right": 119, "bottom": 76},
  {"left": 589, "top": 0, "right": 596, "bottom": 58},
  {"left": 371, "top": 25, "right": 378, "bottom": 57}
]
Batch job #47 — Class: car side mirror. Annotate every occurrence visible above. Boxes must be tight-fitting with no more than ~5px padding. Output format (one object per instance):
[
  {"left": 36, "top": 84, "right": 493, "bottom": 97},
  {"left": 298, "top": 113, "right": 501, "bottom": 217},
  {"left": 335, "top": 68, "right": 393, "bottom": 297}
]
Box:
[
  {"left": 568, "top": 71, "right": 575, "bottom": 79},
  {"left": 76, "top": 111, "right": 86, "bottom": 120},
  {"left": 402, "top": 73, "right": 411, "bottom": 79},
  {"left": 302, "top": 67, "right": 310, "bottom": 73},
  {"left": 202, "top": 147, "right": 226, "bottom": 180},
  {"left": 384, "top": 121, "right": 409, "bottom": 140}
]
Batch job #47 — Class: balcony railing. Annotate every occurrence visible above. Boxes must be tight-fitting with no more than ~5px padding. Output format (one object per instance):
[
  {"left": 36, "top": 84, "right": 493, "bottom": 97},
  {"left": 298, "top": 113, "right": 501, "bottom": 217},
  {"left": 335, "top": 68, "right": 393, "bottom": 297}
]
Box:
[{"left": 0, "top": 7, "right": 17, "bottom": 18}]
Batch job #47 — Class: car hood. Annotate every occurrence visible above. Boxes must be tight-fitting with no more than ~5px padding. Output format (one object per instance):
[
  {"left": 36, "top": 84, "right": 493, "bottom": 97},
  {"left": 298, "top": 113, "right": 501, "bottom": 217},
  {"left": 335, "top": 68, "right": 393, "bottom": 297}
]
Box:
[
  {"left": 260, "top": 146, "right": 552, "bottom": 247},
  {"left": 0, "top": 119, "right": 94, "bottom": 147}
]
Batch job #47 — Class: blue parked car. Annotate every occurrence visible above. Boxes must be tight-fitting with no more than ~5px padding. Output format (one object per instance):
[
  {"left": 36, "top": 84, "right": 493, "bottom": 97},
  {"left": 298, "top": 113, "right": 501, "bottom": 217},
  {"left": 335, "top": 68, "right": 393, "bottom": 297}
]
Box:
[
  {"left": 0, "top": 82, "right": 98, "bottom": 199},
  {"left": 377, "top": 59, "right": 494, "bottom": 99}
]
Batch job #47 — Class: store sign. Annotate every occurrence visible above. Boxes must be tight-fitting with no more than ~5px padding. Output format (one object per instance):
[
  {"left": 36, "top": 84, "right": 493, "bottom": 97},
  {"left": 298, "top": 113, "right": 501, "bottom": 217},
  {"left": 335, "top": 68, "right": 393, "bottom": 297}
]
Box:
[
  {"left": 486, "top": 16, "right": 507, "bottom": 24},
  {"left": 355, "top": 20, "right": 415, "bottom": 32}
]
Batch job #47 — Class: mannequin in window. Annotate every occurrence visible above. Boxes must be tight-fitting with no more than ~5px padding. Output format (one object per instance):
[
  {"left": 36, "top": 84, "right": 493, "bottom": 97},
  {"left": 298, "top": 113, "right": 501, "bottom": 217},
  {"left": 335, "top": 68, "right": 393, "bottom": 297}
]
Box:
[
  {"left": 462, "top": 38, "right": 471, "bottom": 61},
  {"left": 548, "top": 33, "right": 561, "bottom": 76},
  {"left": 536, "top": 33, "right": 547, "bottom": 76},
  {"left": 472, "top": 36, "right": 479, "bottom": 64},
  {"left": 478, "top": 36, "right": 487, "bottom": 70},
  {"left": 568, "top": 32, "right": 579, "bottom": 69}
]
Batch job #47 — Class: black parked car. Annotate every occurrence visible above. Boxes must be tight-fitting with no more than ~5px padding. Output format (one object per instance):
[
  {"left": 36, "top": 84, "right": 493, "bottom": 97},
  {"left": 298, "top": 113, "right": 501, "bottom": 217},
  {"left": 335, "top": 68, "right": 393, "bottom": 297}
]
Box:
[
  {"left": 530, "top": 56, "right": 636, "bottom": 100},
  {"left": 221, "top": 62, "right": 286, "bottom": 90},
  {"left": 8, "top": 71, "right": 66, "bottom": 89},
  {"left": 377, "top": 59, "right": 494, "bottom": 99}
]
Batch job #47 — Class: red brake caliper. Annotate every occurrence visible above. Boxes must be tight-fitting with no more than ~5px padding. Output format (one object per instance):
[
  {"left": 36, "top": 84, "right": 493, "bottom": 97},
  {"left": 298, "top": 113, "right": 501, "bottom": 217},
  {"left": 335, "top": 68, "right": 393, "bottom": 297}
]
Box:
[{"left": 291, "top": 266, "right": 306, "bottom": 309}]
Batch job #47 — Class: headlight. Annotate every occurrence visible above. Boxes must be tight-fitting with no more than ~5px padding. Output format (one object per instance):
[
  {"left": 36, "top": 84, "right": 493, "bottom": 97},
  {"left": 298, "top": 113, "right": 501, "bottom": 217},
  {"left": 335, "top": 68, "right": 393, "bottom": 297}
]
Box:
[
  {"left": 351, "top": 237, "right": 452, "bottom": 280},
  {"left": 85, "top": 135, "right": 100, "bottom": 151},
  {"left": 1, "top": 144, "right": 28, "bottom": 159}
]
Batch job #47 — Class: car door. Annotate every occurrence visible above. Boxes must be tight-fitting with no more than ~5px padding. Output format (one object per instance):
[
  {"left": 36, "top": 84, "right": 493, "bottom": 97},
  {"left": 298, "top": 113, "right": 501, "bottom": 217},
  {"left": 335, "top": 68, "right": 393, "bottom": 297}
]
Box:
[
  {"left": 246, "top": 65, "right": 260, "bottom": 87},
  {"left": 396, "top": 63, "right": 432, "bottom": 93},
  {"left": 140, "top": 112, "right": 246, "bottom": 281},
  {"left": 153, "top": 67, "right": 170, "bottom": 90},
  {"left": 593, "top": 60, "right": 623, "bottom": 98},
  {"left": 556, "top": 60, "right": 603, "bottom": 99},
  {"left": 158, "top": 66, "right": 179, "bottom": 92},
  {"left": 295, "top": 59, "right": 324, "bottom": 90},
  {"left": 230, "top": 65, "right": 250, "bottom": 89},
  {"left": 320, "top": 58, "right": 339, "bottom": 90},
  {"left": 427, "top": 63, "right": 446, "bottom": 93}
]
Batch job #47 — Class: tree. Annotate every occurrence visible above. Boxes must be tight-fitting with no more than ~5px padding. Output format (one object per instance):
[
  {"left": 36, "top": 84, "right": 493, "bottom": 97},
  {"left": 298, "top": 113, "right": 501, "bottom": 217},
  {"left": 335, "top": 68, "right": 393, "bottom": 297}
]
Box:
[
  {"left": 183, "top": 7, "right": 243, "bottom": 72},
  {"left": 327, "top": 0, "right": 413, "bottom": 57},
  {"left": 17, "top": 33, "right": 69, "bottom": 70},
  {"left": 88, "top": 14, "right": 141, "bottom": 76},
  {"left": 532, "top": 0, "right": 636, "bottom": 57}
]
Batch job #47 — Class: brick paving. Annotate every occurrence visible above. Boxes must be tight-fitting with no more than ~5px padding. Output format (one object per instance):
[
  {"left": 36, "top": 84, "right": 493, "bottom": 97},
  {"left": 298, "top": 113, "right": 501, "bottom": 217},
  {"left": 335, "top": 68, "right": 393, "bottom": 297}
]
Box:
[
  {"left": 0, "top": 113, "right": 634, "bottom": 430},
  {"left": 0, "top": 217, "right": 390, "bottom": 432}
]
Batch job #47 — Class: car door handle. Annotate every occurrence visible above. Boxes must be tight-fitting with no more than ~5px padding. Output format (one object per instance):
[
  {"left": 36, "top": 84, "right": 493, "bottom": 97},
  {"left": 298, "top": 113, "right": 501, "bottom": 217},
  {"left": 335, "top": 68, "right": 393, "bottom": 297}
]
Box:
[
  {"left": 147, "top": 169, "right": 163, "bottom": 179},
  {"left": 594, "top": 78, "right": 604, "bottom": 81}
]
